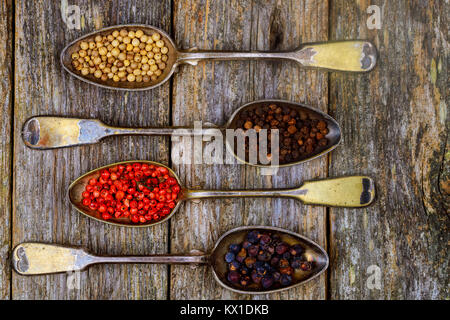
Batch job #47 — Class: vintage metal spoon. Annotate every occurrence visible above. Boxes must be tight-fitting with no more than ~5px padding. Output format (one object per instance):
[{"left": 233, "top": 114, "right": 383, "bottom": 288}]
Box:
[
  {"left": 12, "top": 226, "right": 328, "bottom": 294},
  {"left": 22, "top": 99, "right": 341, "bottom": 168},
  {"left": 68, "top": 160, "right": 375, "bottom": 227},
  {"left": 61, "top": 24, "right": 377, "bottom": 91}
]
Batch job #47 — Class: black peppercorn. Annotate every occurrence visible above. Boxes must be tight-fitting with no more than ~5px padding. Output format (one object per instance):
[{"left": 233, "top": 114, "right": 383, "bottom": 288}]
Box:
[
  {"left": 261, "top": 274, "right": 274, "bottom": 289},
  {"left": 247, "top": 245, "right": 259, "bottom": 257},
  {"left": 227, "top": 271, "right": 240, "bottom": 284},
  {"left": 225, "top": 252, "right": 235, "bottom": 263},
  {"left": 289, "top": 244, "right": 304, "bottom": 256},
  {"left": 257, "top": 251, "right": 272, "bottom": 262},
  {"left": 234, "top": 104, "right": 329, "bottom": 165},
  {"left": 225, "top": 230, "right": 311, "bottom": 290},
  {"left": 280, "top": 274, "right": 292, "bottom": 286},
  {"left": 236, "top": 248, "right": 247, "bottom": 263},
  {"left": 229, "top": 260, "right": 241, "bottom": 271},
  {"left": 244, "top": 257, "right": 256, "bottom": 268},
  {"left": 240, "top": 275, "right": 251, "bottom": 286},
  {"left": 240, "top": 266, "right": 250, "bottom": 276},
  {"left": 259, "top": 234, "right": 271, "bottom": 245},
  {"left": 275, "top": 242, "right": 289, "bottom": 255},
  {"left": 229, "top": 243, "right": 241, "bottom": 254},
  {"left": 300, "top": 261, "right": 312, "bottom": 271},
  {"left": 242, "top": 241, "right": 252, "bottom": 249},
  {"left": 251, "top": 270, "right": 263, "bottom": 284}
]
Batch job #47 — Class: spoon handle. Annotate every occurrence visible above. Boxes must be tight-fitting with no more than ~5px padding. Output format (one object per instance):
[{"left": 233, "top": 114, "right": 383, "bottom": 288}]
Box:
[
  {"left": 21, "top": 117, "right": 221, "bottom": 149},
  {"left": 177, "top": 50, "right": 295, "bottom": 65},
  {"left": 90, "top": 254, "right": 209, "bottom": 265},
  {"left": 103, "top": 126, "right": 219, "bottom": 137},
  {"left": 296, "top": 176, "right": 376, "bottom": 207},
  {"left": 177, "top": 40, "right": 377, "bottom": 72},
  {"left": 183, "top": 176, "right": 375, "bottom": 208},
  {"left": 295, "top": 41, "right": 377, "bottom": 72},
  {"left": 183, "top": 188, "right": 305, "bottom": 200},
  {"left": 12, "top": 242, "right": 209, "bottom": 275}
]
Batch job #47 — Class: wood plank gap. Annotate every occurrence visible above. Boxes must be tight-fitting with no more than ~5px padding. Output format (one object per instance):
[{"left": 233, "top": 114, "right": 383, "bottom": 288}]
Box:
[
  {"left": 9, "top": 0, "right": 15, "bottom": 300},
  {"left": 167, "top": 0, "right": 175, "bottom": 301},
  {"left": 13, "top": 0, "right": 172, "bottom": 299},
  {"left": 325, "top": 0, "right": 331, "bottom": 301}
]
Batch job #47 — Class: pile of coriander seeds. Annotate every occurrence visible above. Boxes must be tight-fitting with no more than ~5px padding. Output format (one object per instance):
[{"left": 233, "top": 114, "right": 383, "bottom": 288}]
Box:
[{"left": 70, "top": 29, "right": 169, "bottom": 83}]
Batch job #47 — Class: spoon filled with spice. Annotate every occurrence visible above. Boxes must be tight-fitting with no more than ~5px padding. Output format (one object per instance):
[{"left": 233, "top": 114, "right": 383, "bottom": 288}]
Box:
[
  {"left": 61, "top": 24, "right": 377, "bottom": 91},
  {"left": 23, "top": 100, "right": 341, "bottom": 167},
  {"left": 12, "top": 226, "right": 328, "bottom": 294},
  {"left": 68, "top": 160, "right": 375, "bottom": 227}
]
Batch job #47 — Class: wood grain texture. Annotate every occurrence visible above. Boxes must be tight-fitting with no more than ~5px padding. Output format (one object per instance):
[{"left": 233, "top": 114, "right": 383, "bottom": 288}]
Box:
[
  {"left": 170, "top": 0, "right": 254, "bottom": 300},
  {"left": 12, "top": 0, "right": 172, "bottom": 299},
  {"left": 170, "top": 0, "right": 328, "bottom": 299},
  {"left": 5, "top": 0, "right": 448, "bottom": 300},
  {"left": 328, "top": 0, "right": 449, "bottom": 299},
  {"left": 0, "top": 0, "right": 12, "bottom": 300}
]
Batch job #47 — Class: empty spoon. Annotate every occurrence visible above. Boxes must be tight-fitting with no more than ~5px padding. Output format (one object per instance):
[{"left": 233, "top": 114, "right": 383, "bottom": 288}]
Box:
[
  {"left": 22, "top": 99, "right": 341, "bottom": 168},
  {"left": 68, "top": 160, "right": 375, "bottom": 227},
  {"left": 61, "top": 24, "right": 377, "bottom": 91},
  {"left": 12, "top": 226, "right": 328, "bottom": 294}
]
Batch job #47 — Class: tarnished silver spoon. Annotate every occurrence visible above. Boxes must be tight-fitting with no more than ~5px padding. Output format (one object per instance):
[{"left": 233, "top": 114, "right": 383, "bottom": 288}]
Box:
[
  {"left": 68, "top": 160, "right": 376, "bottom": 228},
  {"left": 22, "top": 100, "right": 341, "bottom": 168},
  {"left": 61, "top": 24, "right": 377, "bottom": 91},
  {"left": 12, "top": 226, "right": 328, "bottom": 295}
]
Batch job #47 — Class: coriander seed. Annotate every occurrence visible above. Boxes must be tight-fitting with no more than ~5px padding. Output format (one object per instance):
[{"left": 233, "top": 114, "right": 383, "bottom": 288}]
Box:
[{"left": 71, "top": 28, "right": 169, "bottom": 84}]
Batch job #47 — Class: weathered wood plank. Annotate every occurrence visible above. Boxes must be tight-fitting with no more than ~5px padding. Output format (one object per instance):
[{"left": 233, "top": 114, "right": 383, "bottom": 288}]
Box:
[
  {"left": 170, "top": 0, "right": 253, "bottom": 300},
  {"left": 0, "top": 0, "right": 13, "bottom": 301},
  {"left": 10, "top": 0, "right": 447, "bottom": 301},
  {"left": 170, "top": 0, "right": 328, "bottom": 299},
  {"left": 329, "top": 0, "right": 449, "bottom": 299},
  {"left": 245, "top": 0, "right": 329, "bottom": 300},
  {"left": 12, "top": 0, "right": 171, "bottom": 299}
]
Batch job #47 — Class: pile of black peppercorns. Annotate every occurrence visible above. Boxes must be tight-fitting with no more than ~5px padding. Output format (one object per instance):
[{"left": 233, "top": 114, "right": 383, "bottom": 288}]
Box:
[
  {"left": 234, "top": 104, "right": 329, "bottom": 164},
  {"left": 225, "top": 230, "right": 313, "bottom": 290}
]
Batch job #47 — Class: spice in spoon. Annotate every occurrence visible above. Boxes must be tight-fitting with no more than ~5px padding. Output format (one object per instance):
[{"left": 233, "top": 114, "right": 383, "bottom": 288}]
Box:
[
  {"left": 225, "top": 230, "right": 314, "bottom": 290},
  {"left": 234, "top": 104, "right": 329, "bottom": 165},
  {"left": 81, "top": 163, "right": 181, "bottom": 223},
  {"left": 70, "top": 29, "right": 169, "bottom": 83}
]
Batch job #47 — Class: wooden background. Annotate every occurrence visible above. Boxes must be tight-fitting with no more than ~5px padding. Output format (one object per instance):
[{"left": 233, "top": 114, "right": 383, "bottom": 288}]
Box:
[{"left": 0, "top": 0, "right": 447, "bottom": 299}]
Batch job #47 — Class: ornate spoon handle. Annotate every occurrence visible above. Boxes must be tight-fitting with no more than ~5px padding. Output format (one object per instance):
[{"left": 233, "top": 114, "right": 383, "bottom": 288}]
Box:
[
  {"left": 90, "top": 254, "right": 209, "bottom": 265},
  {"left": 12, "top": 243, "right": 208, "bottom": 275},
  {"left": 183, "top": 176, "right": 375, "bottom": 207},
  {"left": 177, "top": 41, "right": 377, "bottom": 72}
]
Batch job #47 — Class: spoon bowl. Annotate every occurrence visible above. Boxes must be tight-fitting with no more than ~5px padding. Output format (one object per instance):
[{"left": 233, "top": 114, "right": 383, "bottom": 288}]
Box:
[
  {"left": 209, "top": 226, "right": 329, "bottom": 294},
  {"left": 68, "top": 160, "right": 183, "bottom": 228},
  {"left": 224, "top": 100, "right": 341, "bottom": 167},
  {"left": 61, "top": 25, "right": 179, "bottom": 91},
  {"left": 12, "top": 226, "right": 328, "bottom": 294},
  {"left": 61, "top": 24, "right": 377, "bottom": 91},
  {"left": 68, "top": 160, "right": 375, "bottom": 228}
]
